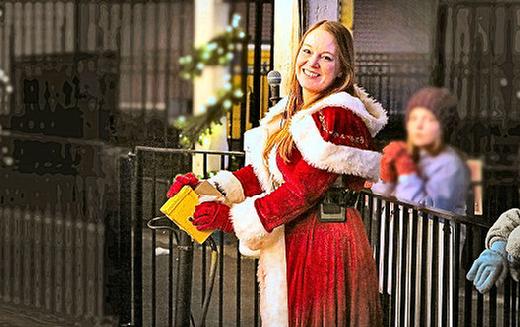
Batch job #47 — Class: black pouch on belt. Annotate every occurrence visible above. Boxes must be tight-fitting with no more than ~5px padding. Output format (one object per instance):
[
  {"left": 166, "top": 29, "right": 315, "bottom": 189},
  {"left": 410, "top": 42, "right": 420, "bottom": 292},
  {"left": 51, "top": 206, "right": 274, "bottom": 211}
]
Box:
[{"left": 318, "top": 175, "right": 360, "bottom": 223}]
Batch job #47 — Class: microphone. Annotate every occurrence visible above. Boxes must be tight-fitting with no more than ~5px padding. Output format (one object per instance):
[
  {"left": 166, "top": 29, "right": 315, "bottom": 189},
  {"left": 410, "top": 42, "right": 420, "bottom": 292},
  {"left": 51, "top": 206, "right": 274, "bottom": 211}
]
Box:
[{"left": 267, "top": 70, "right": 282, "bottom": 106}]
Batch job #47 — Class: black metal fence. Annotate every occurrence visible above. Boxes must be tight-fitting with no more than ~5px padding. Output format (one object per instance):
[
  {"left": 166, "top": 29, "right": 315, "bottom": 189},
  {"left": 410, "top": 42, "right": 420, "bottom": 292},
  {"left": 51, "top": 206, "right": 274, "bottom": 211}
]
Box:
[
  {"left": 356, "top": 52, "right": 432, "bottom": 119},
  {"left": 359, "top": 192, "right": 520, "bottom": 327},
  {"left": 0, "top": 153, "right": 123, "bottom": 326},
  {"left": 121, "top": 146, "right": 520, "bottom": 327},
  {"left": 124, "top": 146, "right": 260, "bottom": 327},
  {"left": 0, "top": 1, "right": 274, "bottom": 325}
]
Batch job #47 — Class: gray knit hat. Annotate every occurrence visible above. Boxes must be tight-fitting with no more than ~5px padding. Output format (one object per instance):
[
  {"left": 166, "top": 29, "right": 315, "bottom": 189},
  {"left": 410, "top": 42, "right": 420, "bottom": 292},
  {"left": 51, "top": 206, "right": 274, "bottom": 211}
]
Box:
[{"left": 405, "top": 87, "right": 459, "bottom": 141}]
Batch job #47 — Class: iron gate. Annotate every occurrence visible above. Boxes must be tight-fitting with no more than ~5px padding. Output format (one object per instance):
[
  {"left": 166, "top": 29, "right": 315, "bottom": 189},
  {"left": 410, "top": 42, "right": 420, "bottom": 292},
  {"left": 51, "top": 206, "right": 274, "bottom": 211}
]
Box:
[{"left": 436, "top": 0, "right": 520, "bottom": 219}]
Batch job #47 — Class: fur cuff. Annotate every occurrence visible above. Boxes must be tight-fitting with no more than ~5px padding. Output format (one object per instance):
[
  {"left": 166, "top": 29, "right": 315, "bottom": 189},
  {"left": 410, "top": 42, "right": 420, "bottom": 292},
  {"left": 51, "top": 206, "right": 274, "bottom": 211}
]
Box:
[
  {"left": 230, "top": 195, "right": 270, "bottom": 249},
  {"left": 290, "top": 115, "right": 381, "bottom": 181},
  {"left": 208, "top": 171, "right": 245, "bottom": 204}
]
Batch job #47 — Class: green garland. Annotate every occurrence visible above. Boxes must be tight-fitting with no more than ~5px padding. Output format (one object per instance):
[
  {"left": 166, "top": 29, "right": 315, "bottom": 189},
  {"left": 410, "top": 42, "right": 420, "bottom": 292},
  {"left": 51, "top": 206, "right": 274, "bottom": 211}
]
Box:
[
  {"left": 0, "top": 67, "right": 13, "bottom": 166},
  {"left": 175, "top": 14, "right": 246, "bottom": 148},
  {"left": 175, "top": 78, "right": 243, "bottom": 148},
  {"left": 0, "top": 69, "right": 12, "bottom": 93}
]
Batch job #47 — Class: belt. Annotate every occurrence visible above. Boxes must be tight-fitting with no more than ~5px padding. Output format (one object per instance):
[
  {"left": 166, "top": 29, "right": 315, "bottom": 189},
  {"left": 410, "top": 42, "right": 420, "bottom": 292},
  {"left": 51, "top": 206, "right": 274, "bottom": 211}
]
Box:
[{"left": 318, "top": 187, "right": 360, "bottom": 223}]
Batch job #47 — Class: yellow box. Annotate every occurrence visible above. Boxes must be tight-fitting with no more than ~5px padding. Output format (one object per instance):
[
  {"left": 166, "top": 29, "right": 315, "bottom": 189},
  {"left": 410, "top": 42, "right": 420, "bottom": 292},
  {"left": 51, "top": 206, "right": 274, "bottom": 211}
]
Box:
[{"left": 160, "top": 181, "right": 228, "bottom": 244}]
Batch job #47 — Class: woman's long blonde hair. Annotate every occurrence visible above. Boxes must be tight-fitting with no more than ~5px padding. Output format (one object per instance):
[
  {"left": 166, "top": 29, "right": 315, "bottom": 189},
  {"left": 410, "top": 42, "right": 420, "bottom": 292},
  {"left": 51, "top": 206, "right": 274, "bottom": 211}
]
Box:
[{"left": 263, "top": 20, "right": 357, "bottom": 163}]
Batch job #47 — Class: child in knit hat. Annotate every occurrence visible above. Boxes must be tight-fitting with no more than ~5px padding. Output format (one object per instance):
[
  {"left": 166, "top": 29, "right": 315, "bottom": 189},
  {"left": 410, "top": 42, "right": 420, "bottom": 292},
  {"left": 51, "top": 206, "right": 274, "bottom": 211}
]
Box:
[
  {"left": 372, "top": 86, "right": 469, "bottom": 215},
  {"left": 372, "top": 87, "right": 471, "bottom": 316}
]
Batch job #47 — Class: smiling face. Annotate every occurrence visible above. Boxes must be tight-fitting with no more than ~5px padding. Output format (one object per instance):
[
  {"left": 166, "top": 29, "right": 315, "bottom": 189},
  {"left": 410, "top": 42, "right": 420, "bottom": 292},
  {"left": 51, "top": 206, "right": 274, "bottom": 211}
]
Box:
[
  {"left": 406, "top": 107, "right": 442, "bottom": 148},
  {"left": 295, "top": 27, "right": 340, "bottom": 104}
]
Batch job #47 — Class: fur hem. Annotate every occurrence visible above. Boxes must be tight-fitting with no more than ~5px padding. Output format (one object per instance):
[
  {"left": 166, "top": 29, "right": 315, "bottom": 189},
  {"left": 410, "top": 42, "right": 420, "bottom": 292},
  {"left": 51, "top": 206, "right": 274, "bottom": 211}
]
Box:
[
  {"left": 239, "top": 241, "right": 261, "bottom": 257},
  {"left": 207, "top": 171, "right": 245, "bottom": 204},
  {"left": 257, "top": 227, "right": 289, "bottom": 326},
  {"left": 290, "top": 114, "right": 381, "bottom": 181}
]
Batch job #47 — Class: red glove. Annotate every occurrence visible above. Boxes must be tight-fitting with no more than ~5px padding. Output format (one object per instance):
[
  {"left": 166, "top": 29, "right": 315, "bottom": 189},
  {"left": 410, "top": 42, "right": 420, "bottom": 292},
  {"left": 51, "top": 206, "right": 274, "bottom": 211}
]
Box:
[
  {"left": 394, "top": 150, "right": 417, "bottom": 177},
  {"left": 380, "top": 141, "right": 416, "bottom": 182},
  {"left": 167, "top": 172, "right": 199, "bottom": 198},
  {"left": 192, "top": 201, "right": 233, "bottom": 233}
]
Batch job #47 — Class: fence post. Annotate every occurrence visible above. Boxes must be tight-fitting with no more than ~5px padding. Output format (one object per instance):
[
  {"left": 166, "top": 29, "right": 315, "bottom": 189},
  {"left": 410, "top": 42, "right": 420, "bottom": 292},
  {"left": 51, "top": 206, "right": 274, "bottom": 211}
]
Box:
[
  {"left": 119, "top": 155, "right": 133, "bottom": 326},
  {"left": 175, "top": 233, "right": 194, "bottom": 326},
  {"left": 133, "top": 152, "right": 143, "bottom": 327}
]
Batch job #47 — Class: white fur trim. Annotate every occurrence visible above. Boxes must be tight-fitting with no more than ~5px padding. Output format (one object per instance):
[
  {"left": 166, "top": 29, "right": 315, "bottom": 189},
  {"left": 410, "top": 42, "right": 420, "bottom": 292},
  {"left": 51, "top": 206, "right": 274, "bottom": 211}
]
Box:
[
  {"left": 268, "top": 146, "right": 284, "bottom": 186},
  {"left": 230, "top": 195, "right": 269, "bottom": 249},
  {"left": 230, "top": 196, "right": 288, "bottom": 325},
  {"left": 262, "top": 87, "right": 387, "bottom": 137},
  {"left": 290, "top": 114, "right": 381, "bottom": 181},
  {"left": 244, "top": 127, "right": 285, "bottom": 194},
  {"left": 257, "top": 227, "right": 288, "bottom": 327},
  {"left": 207, "top": 170, "right": 245, "bottom": 203},
  {"left": 197, "top": 195, "right": 222, "bottom": 203},
  {"left": 239, "top": 241, "right": 260, "bottom": 258},
  {"left": 354, "top": 85, "right": 388, "bottom": 136},
  {"left": 259, "top": 97, "right": 289, "bottom": 126}
]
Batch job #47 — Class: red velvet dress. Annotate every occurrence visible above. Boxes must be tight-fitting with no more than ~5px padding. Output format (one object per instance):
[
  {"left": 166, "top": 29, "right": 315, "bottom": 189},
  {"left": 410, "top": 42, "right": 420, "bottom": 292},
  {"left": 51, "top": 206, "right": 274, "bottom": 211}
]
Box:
[{"left": 211, "top": 91, "right": 386, "bottom": 326}]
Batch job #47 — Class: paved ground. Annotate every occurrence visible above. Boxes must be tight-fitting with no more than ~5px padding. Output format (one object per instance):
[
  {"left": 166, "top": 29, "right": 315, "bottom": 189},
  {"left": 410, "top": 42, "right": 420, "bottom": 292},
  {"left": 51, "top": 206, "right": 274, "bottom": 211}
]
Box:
[
  {"left": 0, "top": 304, "right": 116, "bottom": 327},
  {"left": 141, "top": 229, "right": 258, "bottom": 327},
  {"left": 2, "top": 228, "right": 514, "bottom": 327},
  {"left": 0, "top": 228, "right": 257, "bottom": 327}
]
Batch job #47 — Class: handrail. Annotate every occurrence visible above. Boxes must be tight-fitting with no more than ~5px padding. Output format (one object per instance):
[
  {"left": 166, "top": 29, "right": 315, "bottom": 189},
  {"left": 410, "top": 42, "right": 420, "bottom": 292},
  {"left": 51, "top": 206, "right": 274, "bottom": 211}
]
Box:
[
  {"left": 0, "top": 130, "right": 107, "bottom": 147},
  {"left": 364, "top": 190, "right": 491, "bottom": 229},
  {"left": 131, "top": 145, "right": 490, "bottom": 229},
  {"left": 133, "top": 146, "right": 245, "bottom": 157}
]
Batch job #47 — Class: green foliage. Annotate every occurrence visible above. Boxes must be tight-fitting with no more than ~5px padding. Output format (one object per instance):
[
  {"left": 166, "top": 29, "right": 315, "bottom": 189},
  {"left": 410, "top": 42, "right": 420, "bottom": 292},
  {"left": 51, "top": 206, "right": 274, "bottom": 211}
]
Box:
[{"left": 175, "top": 14, "right": 246, "bottom": 148}]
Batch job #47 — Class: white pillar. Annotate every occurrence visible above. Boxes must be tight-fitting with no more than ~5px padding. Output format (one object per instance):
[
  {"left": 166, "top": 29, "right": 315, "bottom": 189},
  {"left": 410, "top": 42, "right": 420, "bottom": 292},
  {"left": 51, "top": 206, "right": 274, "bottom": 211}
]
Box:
[
  {"left": 273, "top": 0, "right": 301, "bottom": 96},
  {"left": 193, "top": 0, "right": 229, "bottom": 176},
  {"left": 243, "top": 1, "right": 302, "bottom": 164}
]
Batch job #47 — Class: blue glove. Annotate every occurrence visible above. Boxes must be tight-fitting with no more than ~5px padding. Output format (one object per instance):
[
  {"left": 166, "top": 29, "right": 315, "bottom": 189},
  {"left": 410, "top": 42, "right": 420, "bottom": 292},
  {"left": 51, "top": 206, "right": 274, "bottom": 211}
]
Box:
[{"left": 466, "top": 240, "right": 508, "bottom": 293}]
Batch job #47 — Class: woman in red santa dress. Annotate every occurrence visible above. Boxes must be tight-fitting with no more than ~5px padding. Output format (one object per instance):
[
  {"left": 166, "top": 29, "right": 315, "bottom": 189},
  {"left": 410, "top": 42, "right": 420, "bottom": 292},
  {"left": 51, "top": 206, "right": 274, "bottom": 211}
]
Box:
[{"left": 168, "top": 20, "right": 387, "bottom": 327}]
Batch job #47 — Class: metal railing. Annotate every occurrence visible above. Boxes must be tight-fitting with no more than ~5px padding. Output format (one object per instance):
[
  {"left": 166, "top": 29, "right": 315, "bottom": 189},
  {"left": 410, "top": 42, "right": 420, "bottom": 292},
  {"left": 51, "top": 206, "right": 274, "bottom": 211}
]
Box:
[
  {"left": 0, "top": 170, "right": 120, "bottom": 326},
  {"left": 122, "top": 146, "right": 520, "bottom": 327},
  {"left": 125, "top": 146, "right": 260, "bottom": 327},
  {"left": 358, "top": 191, "right": 519, "bottom": 327}
]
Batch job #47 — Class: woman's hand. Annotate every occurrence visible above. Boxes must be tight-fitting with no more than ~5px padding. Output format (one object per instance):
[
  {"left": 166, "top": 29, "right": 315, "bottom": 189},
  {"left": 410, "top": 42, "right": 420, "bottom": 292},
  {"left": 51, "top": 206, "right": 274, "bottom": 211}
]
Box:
[
  {"left": 380, "top": 141, "right": 416, "bottom": 182},
  {"left": 166, "top": 172, "right": 200, "bottom": 198},
  {"left": 192, "top": 201, "right": 234, "bottom": 233}
]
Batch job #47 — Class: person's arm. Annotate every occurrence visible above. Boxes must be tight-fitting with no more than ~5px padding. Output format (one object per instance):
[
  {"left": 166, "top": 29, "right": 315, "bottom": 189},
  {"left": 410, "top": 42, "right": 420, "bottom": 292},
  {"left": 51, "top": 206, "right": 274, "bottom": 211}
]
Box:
[
  {"left": 230, "top": 107, "right": 380, "bottom": 246},
  {"left": 506, "top": 226, "right": 520, "bottom": 265},
  {"left": 371, "top": 180, "right": 395, "bottom": 196},
  {"left": 467, "top": 209, "right": 520, "bottom": 292},
  {"left": 394, "top": 156, "right": 468, "bottom": 212},
  {"left": 486, "top": 208, "right": 520, "bottom": 248}
]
